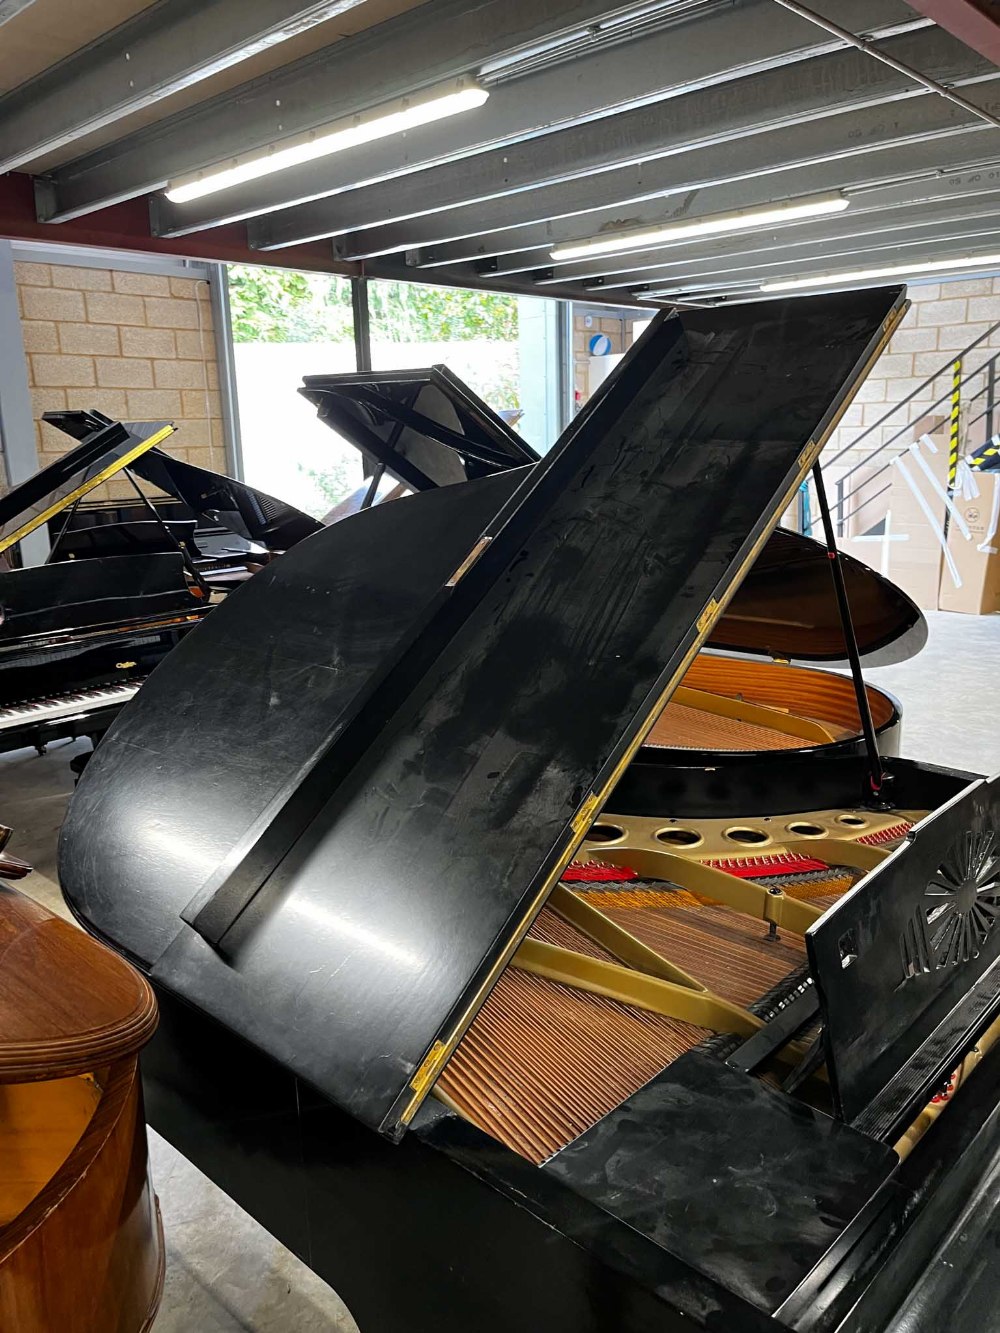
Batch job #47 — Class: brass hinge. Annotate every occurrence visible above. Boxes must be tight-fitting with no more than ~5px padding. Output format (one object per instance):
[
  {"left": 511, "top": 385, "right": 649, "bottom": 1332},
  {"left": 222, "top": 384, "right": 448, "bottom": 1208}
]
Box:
[
  {"left": 572, "top": 792, "right": 601, "bottom": 836},
  {"left": 696, "top": 598, "right": 721, "bottom": 635},
  {"left": 409, "top": 1040, "right": 448, "bottom": 1098},
  {"left": 446, "top": 535, "right": 492, "bottom": 587}
]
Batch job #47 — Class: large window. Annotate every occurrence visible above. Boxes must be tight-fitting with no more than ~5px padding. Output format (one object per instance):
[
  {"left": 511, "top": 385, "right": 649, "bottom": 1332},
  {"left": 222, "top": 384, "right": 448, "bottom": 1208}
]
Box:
[
  {"left": 228, "top": 267, "right": 568, "bottom": 518},
  {"left": 228, "top": 265, "right": 363, "bottom": 518},
  {"left": 368, "top": 278, "right": 563, "bottom": 455}
]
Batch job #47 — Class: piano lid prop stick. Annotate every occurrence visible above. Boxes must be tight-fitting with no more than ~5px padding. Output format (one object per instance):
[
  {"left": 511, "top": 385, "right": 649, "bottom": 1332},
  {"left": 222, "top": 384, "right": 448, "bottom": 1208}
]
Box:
[
  {"left": 122, "top": 465, "right": 210, "bottom": 599},
  {"left": 811, "top": 461, "right": 891, "bottom": 807}
]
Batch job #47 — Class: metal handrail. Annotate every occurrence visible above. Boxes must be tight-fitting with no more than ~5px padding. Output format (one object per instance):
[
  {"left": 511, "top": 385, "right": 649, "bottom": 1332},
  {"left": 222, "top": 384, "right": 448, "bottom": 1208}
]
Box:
[
  {"left": 826, "top": 320, "right": 1000, "bottom": 526},
  {"left": 826, "top": 318, "right": 1000, "bottom": 479}
]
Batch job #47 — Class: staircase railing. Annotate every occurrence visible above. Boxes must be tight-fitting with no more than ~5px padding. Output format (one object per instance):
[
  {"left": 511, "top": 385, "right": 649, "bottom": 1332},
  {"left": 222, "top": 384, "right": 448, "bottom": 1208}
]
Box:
[{"left": 802, "top": 318, "right": 1000, "bottom": 537}]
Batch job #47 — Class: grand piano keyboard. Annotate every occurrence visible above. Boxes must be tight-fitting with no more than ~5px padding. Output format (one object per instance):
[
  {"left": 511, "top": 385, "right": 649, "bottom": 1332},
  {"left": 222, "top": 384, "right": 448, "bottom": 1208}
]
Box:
[{"left": 0, "top": 679, "right": 143, "bottom": 743}]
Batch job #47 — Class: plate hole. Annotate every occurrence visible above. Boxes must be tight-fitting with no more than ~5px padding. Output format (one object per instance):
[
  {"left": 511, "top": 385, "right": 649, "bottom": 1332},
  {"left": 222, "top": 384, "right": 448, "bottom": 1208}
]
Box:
[
  {"left": 788, "top": 821, "right": 825, "bottom": 838},
  {"left": 586, "top": 822, "right": 624, "bottom": 843},
  {"left": 725, "top": 826, "right": 769, "bottom": 846},
  {"left": 656, "top": 827, "right": 702, "bottom": 848},
  {"left": 837, "top": 814, "right": 867, "bottom": 828}
]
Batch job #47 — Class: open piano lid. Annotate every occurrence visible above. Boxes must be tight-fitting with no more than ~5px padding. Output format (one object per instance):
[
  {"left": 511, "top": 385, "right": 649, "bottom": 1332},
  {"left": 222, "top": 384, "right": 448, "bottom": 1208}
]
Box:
[
  {"left": 39, "top": 408, "right": 322, "bottom": 551},
  {"left": 299, "top": 365, "right": 539, "bottom": 489},
  {"left": 59, "top": 288, "right": 907, "bottom": 1140},
  {"left": 128, "top": 447, "right": 322, "bottom": 550},
  {"left": 301, "top": 366, "right": 922, "bottom": 666},
  {"left": 0, "top": 411, "right": 174, "bottom": 555}
]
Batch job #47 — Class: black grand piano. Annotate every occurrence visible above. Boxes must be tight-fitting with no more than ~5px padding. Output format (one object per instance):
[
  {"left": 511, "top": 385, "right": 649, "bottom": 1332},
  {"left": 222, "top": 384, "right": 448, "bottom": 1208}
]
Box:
[
  {"left": 0, "top": 410, "right": 320, "bottom": 755},
  {"left": 61, "top": 289, "right": 1000, "bottom": 1332}
]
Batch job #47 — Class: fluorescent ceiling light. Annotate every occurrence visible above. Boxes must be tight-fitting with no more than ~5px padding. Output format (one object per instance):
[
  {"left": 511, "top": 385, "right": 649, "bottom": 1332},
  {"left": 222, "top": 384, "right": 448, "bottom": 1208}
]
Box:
[
  {"left": 165, "top": 81, "right": 489, "bottom": 204},
  {"left": 761, "top": 251, "right": 1000, "bottom": 292},
  {"left": 550, "top": 193, "right": 849, "bottom": 262}
]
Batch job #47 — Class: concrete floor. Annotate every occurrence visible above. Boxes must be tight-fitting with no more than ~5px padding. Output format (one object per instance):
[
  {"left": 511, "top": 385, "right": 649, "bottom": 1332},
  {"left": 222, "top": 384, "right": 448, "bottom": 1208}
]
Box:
[{"left": 1, "top": 608, "right": 998, "bottom": 1329}]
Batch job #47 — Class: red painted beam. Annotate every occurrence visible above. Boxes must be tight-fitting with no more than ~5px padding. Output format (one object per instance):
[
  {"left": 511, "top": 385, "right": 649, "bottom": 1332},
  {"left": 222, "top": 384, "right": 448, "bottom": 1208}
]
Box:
[
  {"left": 0, "top": 171, "right": 359, "bottom": 276},
  {"left": 904, "top": 0, "right": 1000, "bottom": 65}
]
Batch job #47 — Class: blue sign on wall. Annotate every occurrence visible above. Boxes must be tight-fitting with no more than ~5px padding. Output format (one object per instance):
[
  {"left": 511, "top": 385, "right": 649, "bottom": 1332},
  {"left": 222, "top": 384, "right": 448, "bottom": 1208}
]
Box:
[{"left": 588, "top": 332, "right": 613, "bottom": 356}]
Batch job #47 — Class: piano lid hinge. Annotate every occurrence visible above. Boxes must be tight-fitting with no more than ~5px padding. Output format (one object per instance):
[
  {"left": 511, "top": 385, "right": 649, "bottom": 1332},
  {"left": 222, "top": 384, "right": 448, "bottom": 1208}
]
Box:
[
  {"left": 572, "top": 792, "right": 601, "bottom": 836},
  {"left": 696, "top": 598, "right": 721, "bottom": 635},
  {"left": 446, "top": 535, "right": 492, "bottom": 587},
  {"left": 409, "top": 1041, "right": 449, "bottom": 1098}
]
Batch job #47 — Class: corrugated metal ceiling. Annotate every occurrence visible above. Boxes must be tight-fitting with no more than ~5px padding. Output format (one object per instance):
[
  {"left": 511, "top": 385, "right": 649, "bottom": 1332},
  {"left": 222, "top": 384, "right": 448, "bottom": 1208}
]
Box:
[{"left": 0, "top": 0, "right": 998, "bottom": 308}]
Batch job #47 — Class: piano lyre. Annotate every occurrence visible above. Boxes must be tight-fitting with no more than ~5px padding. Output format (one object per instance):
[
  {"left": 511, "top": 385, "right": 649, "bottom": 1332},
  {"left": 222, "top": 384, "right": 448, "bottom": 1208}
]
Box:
[{"left": 60, "top": 288, "right": 1000, "bottom": 1332}]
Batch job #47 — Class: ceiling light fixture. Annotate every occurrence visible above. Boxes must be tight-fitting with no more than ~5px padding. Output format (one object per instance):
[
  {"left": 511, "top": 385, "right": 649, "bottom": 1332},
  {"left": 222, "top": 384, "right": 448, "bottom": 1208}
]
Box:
[
  {"left": 761, "top": 251, "right": 1000, "bottom": 291},
  {"left": 549, "top": 192, "right": 849, "bottom": 262},
  {"left": 165, "top": 81, "right": 489, "bottom": 204}
]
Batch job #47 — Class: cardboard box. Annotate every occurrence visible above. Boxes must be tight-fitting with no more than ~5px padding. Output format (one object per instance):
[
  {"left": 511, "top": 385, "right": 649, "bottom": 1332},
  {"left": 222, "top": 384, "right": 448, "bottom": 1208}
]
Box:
[
  {"left": 841, "top": 460, "right": 892, "bottom": 537},
  {"left": 881, "top": 433, "right": 952, "bottom": 611},
  {"left": 938, "top": 470, "right": 1000, "bottom": 615}
]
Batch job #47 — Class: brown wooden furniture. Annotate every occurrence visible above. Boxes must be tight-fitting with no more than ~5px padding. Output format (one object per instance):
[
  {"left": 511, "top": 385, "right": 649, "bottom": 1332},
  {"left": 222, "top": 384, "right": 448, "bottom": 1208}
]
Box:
[{"left": 0, "top": 862, "right": 162, "bottom": 1332}]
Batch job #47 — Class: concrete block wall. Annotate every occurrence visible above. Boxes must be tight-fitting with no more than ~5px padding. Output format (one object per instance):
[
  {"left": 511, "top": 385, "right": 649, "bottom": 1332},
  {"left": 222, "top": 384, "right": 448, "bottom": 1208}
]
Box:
[
  {"left": 825, "top": 276, "right": 1000, "bottom": 516},
  {"left": 14, "top": 261, "right": 226, "bottom": 482}
]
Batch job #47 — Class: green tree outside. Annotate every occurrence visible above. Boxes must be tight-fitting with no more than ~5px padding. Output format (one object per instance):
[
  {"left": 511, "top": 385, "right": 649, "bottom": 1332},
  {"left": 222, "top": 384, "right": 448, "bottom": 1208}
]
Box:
[
  {"left": 227, "top": 265, "right": 522, "bottom": 509},
  {"left": 228, "top": 264, "right": 517, "bottom": 344}
]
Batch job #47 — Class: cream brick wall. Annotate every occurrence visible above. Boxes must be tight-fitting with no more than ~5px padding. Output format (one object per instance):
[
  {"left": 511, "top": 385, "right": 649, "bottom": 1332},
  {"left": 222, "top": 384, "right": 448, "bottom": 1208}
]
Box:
[
  {"left": 14, "top": 262, "right": 226, "bottom": 491},
  {"left": 825, "top": 275, "right": 1000, "bottom": 527},
  {"left": 572, "top": 312, "right": 626, "bottom": 404}
]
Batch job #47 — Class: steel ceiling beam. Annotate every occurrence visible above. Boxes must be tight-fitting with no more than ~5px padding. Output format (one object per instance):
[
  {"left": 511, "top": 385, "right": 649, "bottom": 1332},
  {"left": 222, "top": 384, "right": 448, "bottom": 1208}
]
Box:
[
  {"left": 523, "top": 184, "right": 1000, "bottom": 283},
  {"left": 249, "top": 26, "right": 994, "bottom": 252},
  {"left": 150, "top": 0, "right": 922, "bottom": 238},
  {"left": 406, "top": 133, "right": 1000, "bottom": 270},
  {"left": 0, "top": 1, "right": 374, "bottom": 174},
  {"left": 461, "top": 176, "right": 1000, "bottom": 278},
  {"left": 0, "top": 0, "right": 37, "bottom": 26},
  {"left": 581, "top": 210, "right": 1000, "bottom": 292},
  {"left": 34, "top": 0, "right": 644, "bottom": 222},
  {"left": 635, "top": 231, "right": 1000, "bottom": 297},
  {"left": 906, "top": 0, "right": 1000, "bottom": 65},
  {"left": 329, "top": 83, "right": 1000, "bottom": 263},
  {"left": 359, "top": 254, "right": 657, "bottom": 308}
]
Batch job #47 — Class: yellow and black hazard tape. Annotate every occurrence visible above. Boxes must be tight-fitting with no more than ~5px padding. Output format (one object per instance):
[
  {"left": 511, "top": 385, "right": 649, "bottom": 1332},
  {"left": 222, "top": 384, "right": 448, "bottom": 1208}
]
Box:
[
  {"left": 969, "top": 433, "right": 1000, "bottom": 471},
  {"left": 949, "top": 357, "right": 962, "bottom": 490}
]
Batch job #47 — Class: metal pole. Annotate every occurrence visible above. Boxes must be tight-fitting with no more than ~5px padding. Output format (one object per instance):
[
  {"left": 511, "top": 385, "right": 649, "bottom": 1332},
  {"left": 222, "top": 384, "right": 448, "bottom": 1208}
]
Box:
[
  {"left": 812, "top": 461, "right": 890, "bottom": 806},
  {"left": 986, "top": 357, "right": 996, "bottom": 447},
  {"left": 352, "top": 276, "right": 372, "bottom": 373},
  {"left": 350, "top": 276, "right": 375, "bottom": 480},
  {"left": 949, "top": 357, "right": 962, "bottom": 491},
  {"left": 209, "top": 263, "right": 244, "bottom": 481},
  {"left": 0, "top": 241, "right": 47, "bottom": 566}
]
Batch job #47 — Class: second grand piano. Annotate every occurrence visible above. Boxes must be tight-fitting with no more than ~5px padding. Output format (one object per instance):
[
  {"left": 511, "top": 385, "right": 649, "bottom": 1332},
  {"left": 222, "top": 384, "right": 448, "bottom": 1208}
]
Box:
[{"left": 60, "top": 288, "right": 1000, "bottom": 1333}]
